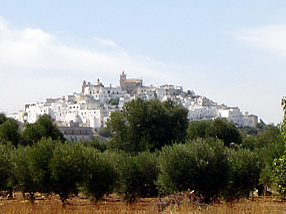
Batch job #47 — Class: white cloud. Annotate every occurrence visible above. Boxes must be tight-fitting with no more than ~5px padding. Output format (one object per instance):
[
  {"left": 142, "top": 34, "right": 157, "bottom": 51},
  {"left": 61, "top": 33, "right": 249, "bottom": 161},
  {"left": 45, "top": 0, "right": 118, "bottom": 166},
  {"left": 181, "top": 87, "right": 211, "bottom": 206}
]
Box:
[
  {"left": 0, "top": 16, "right": 169, "bottom": 79},
  {"left": 92, "top": 36, "right": 119, "bottom": 47},
  {"left": 233, "top": 24, "right": 286, "bottom": 56},
  {"left": 0, "top": 16, "right": 197, "bottom": 113}
]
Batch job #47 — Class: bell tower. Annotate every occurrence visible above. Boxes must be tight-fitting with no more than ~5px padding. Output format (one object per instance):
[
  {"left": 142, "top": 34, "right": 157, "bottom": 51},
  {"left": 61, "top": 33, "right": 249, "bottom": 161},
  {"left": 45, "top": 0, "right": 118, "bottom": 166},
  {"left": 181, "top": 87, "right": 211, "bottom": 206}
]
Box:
[{"left": 119, "top": 71, "right": 126, "bottom": 88}]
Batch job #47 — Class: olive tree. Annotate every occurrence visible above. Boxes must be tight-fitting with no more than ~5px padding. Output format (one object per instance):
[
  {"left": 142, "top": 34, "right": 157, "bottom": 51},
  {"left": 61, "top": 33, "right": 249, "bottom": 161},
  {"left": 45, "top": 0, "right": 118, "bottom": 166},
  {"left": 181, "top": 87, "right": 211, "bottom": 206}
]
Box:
[
  {"left": 13, "top": 138, "right": 57, "bottom": 201},
  {"left": 114, "top": 152, "right": 159, "bottom": 202},
  {"left": 0, "top": 118, "right": 22, "bottom": 147},
  {"left": 225, "top": 147, "right": 261, "bottom": 201},
  {"left": 81, "top": 149, "right": 117, "bottom": 201},
  {"left": 0, "top": 144, "right": 14, "bottom": 195},
  {"left": 271, "top": 97, "right": 286, "bottom": 198},
  {"left": 272, "top": 155, "right": 286, "bottom": 198},
  {"left": 157, "top": 138, "right": 229, "bottom": 202},
  {"left": 49, "top": 142, "right": 90, "bottom": 203}
]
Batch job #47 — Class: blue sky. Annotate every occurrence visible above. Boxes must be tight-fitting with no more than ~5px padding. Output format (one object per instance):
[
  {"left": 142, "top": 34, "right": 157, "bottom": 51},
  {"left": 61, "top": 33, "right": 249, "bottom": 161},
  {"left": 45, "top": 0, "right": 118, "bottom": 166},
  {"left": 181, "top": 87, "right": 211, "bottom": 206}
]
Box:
[{"left": 0, "top": 1, "right": 285, "bottom": 124}]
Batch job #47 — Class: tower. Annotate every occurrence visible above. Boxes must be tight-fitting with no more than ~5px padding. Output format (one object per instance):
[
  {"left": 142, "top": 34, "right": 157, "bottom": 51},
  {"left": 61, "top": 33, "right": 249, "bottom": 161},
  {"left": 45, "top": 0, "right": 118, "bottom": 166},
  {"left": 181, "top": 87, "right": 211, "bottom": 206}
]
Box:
[{"left": 119, "top": 71, "right": 126, "bottom": 88}]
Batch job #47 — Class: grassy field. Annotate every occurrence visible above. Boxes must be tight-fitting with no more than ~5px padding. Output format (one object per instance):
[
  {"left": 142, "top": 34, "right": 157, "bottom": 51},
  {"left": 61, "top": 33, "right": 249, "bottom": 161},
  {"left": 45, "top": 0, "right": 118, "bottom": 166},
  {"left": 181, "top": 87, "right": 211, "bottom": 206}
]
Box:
[{"left": 1, "top": 192, "right": 286, "bottom": 213}]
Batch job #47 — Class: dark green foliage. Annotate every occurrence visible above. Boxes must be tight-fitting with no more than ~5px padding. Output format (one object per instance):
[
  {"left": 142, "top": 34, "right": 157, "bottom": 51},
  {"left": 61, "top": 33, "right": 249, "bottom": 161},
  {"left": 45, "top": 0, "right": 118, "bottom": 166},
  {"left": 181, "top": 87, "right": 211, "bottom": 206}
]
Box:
[
  {"left": 240, "top": 126, "right": 258, "bottom": 136},
  {"left": 49, "top": 142, "right": 90, "bottom": 203},
  {"left": 0, "top": 118, "right": 22, "bottom": 146},
  {"left": 259, "top": 127, "right": 284, "bottom": 187},
  {"left": 242, "top": 125, "right": 284, "bottom": 189},
  {"left": 271, "top": 97, "right": 286, "bottom": 198},
  {"left": 80, "top": 139, "right": 107, "bottom": 152},
  {"left": 97, "top": 128, "right": 112, "bottom": 138},
  {"left": 243, "top": 125, "right": 283, "bottom": 150},
  {"left": 157, "top": 138, "right": 229, "bottom": 202},
  {"left": 12, "top": 140, "right": 115, "bottom": 202},
  {"left": 0, "top": 144, "right": 14, "bottom": 192},
  {"left": 13, "top": 139, "right": 57, "bottom": 200},
  {"left": 241, "top": 135, "right": 259, "bottom": 151},
  {"left": 0, "top": 113, "right": 7, "bottom": 125},
  {"left": 187, "top": 120, "right": 212, "bottom": 140},
  {"left": 114, "top": 152, "right": 159, "bottom": 202},
  {"left": 256, "top": 122, "right": 268, "bottom": 132},
  {"left": 106, "top": 99, "right": 189, "bottom": 152},
  {"left": 272, "top": 155, "right": 286, "bottom": 198},
  {"left": 22, "top": 114, "right": 64, "bottom": 145},
  {"left": 81, "top": 149, "right": 117, "bottom": 201},
  {"left": 187, "top": 118, "right": 242, "bottom": 147},
  {"left": 210, "top": 118, "right": 242, "bottom": 146},
  {"left": 225, "top": 147, "right": 261, "bottom": 201},
  {"left": 109, "top": 97, "right": 119, "bottom": 106},
  {"left": 13, "top": 146, "right": 37, "bottom": 199}
]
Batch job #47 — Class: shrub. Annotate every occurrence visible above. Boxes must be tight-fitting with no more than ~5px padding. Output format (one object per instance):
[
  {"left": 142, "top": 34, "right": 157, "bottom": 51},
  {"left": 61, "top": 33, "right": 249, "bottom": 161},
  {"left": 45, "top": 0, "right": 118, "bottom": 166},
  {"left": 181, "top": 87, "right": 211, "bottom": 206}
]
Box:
[
  {"left": 187, "top": 118, "right": 242, "bottom": 147},
  {"left": 272, "top": 154, "right": 286, "bottom": 198},
  {"left": 81, "top": 149, "right": 117, "bottom": 201},
  {"left": 13, "top": 138, "right": 57, "bottom": 201},
  {"left": 114, "top": 152, "right": 159, "bottom": 202},
  {"left": 0, "top": 144, "right": 14, "bottom": 194},
  {"left": 49, "top": 142, "right": 90, "bottom": 203},
  {"left": 80, "top": 139, "right": 107, "bottom": 152},
  {"left": 97, "top": 128, "right": 112, "bottom": 138},
  {"left": 225, "top": 147, "right": 261, "bottom": 201},
  {"left": 157, "top": 138, "right": 229, "bottom": 202}
]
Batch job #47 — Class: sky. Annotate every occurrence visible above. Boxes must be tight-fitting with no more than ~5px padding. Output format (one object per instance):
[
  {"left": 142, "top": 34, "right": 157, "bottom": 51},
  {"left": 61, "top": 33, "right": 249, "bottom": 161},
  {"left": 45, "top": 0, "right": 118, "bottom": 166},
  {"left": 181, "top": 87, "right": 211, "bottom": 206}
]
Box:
[{"left": 0, "top": 1, "right": 285, "bottom": 124}]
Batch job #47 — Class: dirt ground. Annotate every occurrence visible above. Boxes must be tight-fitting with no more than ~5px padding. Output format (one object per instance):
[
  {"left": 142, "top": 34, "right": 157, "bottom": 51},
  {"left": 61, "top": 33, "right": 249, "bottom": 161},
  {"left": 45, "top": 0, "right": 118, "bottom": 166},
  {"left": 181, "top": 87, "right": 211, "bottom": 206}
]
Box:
[{"left": 1, "top": 192, "right": 286, "bottom": 214}]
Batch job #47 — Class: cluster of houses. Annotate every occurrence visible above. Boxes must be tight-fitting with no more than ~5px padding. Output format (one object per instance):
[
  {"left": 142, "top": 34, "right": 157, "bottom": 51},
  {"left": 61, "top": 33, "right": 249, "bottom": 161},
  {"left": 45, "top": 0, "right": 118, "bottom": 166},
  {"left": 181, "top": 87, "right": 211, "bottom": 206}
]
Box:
[{"left": 8, "top": 71, "right": 258, "bottom": 142}]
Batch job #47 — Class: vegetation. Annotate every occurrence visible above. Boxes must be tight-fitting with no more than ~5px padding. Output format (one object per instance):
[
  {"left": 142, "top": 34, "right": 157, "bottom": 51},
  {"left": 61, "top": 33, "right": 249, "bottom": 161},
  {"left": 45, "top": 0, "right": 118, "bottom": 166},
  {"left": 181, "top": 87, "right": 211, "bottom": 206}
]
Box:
[
  {"left": 0, "top": 96, "right": 286, "bottom": 208},
  {"left": 106, "top": 98, "right": 189, "bottom": 152},
  {"left": 21, "top": 114, "right": 65, "bottom": 146},
  {"left": 0, "top": 118, "right": 22, "bottom": 146},
  {"left": 81, "top": 149, "right": 116, "bottom": 201},
  {"left": 113, "top": 152, "right": 159, "bottom": 202},
  {"left": 0, "top": 143, "right": 14, "bottom": 195},
  {"left": 13, "top": 138, "right": 56, "bottom": 201},
  {"left": 0, "top": 113, "right": 8, "bottom": 125},
  {"left": 187, "top": 118, "right": 242, "bottom": 147},
  {"left": 158, "top": 138, "right": 228, "bottom": 202},
  {"left": 225, "top": 147, "right": 261, "bottom": 201},
  {"left": 271, "top": 97, "right": 286, "bottom": 198}
]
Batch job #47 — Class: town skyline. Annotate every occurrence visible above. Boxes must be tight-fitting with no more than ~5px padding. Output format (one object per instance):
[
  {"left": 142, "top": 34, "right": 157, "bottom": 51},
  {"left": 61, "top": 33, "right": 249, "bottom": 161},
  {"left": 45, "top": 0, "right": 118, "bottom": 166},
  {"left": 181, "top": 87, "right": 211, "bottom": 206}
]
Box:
[{"left": 8, "top": 72, "right": 258, "bottom": 130}]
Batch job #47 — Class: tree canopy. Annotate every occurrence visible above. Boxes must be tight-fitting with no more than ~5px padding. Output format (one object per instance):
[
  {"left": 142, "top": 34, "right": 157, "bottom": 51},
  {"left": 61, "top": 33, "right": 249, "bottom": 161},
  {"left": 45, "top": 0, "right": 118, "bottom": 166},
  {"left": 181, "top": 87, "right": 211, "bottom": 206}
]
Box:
[
  {"left": 0, "top": 118, "right": 22, "bottom": 146},
  {"left": 187, "top": 118, "right": 242, "bottom": 147},
  {"left": 22, "top": 114, "right": 64, "bottom": 145},
  {"left": 0, "top": 113, "right": 7, "bottom": 125},
  {"left": 106, "top": 99, "right": 189, "bottom": 152}
]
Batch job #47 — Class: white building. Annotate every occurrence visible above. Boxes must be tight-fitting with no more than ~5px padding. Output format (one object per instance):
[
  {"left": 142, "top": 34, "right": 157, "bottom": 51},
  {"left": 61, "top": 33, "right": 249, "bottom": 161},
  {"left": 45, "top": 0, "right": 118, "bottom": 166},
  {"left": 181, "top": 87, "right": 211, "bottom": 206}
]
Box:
[{"left": 9, "top": 72, "right": 258, "bottom": 128}]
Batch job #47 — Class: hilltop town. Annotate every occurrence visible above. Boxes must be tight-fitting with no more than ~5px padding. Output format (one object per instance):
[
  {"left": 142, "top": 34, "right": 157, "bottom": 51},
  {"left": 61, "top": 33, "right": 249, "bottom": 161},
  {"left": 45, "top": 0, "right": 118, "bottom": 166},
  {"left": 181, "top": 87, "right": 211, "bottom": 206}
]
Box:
[{"left": 9, "top": 71, "right": 258, "bottom": 135}]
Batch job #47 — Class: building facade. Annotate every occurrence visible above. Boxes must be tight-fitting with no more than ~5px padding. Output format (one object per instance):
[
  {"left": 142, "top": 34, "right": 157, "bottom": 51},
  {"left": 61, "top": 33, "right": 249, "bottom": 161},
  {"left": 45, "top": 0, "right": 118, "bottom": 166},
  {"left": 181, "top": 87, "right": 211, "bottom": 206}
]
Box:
[{"left": 9, "top": 72, "right": 258, "bottom": 128}]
